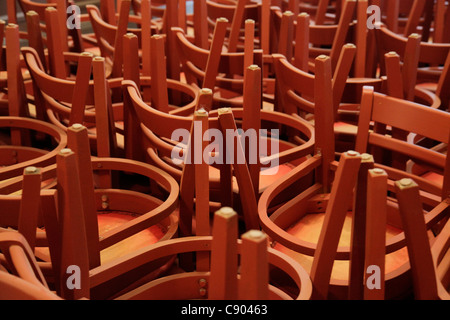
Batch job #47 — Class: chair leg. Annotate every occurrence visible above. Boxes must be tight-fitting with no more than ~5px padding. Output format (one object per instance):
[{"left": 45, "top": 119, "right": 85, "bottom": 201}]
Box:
[
  {"left": 363, "top": 168, "right": 388, "bottom": 300},
  {"left": 57, "top": 149, "right": 90, "bottom": 300},
  {"left": 209, "top": 208, "right": 239, "bottom": 300},
  {"left": 18, "top": 167, "right": 42, "bottom": 252},
  {"left": 348, "top": 154, "right": 374, "bottom": 300},
  {"left": 310, "top": 151, "right": 362, "bottom": 300},
  {"left": 239, "top": 230, "right": 269, "bottom": 300},
  {"left": 67, "top": 124, "right": 101, "bottom": 269},
  {"left": 395, "top": 178, "right": 439, "bottom": 300}
]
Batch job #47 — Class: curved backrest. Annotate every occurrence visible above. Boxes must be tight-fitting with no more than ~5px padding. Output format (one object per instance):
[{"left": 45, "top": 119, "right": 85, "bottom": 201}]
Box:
[
  {"left": 23, "top": 47, "right": 96, "bottom": 119},
  {"left": 273, "top": 43, "right": 356, "bottom": 118},
  {"left": 376, "top": 25, "right": 450, "bottom": 82},
  {"left": 206, "top": 0, "right": 260, "bottom": 34},
  {"left": 87, "top": 4, "right": 143, "bottom": 61},
  {"left": 19, "top": 0, "right": 58, "bottom": 22},
  {"left": 86, "top": 4, "right": 118, "bottom": 60},
  {"left": 0, "top": 228, "right": 62, "bottom": 300},
  {"left": 271, "top": 7, "right": 341, "bottom": 59},
  {"left": 172, "top": 26, "right": 264, "bottom": 107},
  {"left": 0, "top": 229, "right": 48, "bottom": 289},
  {"left": 273, "top": 53, "right": 316, "bottom": 115},
  {"left": 23, "top": 46, "right": 120, "bottom": 157}
]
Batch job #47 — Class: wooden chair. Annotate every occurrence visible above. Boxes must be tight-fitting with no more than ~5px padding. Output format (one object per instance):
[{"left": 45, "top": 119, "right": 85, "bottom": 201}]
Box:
[
  {"left": 90, "top": 0, "right": 182, "bottom": 83},
  {"left": 0, "top": 207, "right": 311, "bottom": 300},
  {"left": 205, "top": 0, "right": 260, "bottom": 52},
  {"left": 0, "top": 123, "right": 180, "bottom": 300},
  {"left": 354, "top": 88, "right": 450, "bottom": 298},
  {"left": 258, "top": 149, "right": 377, "bottom": 299},
  {"left": 258, "top": 85, "right": 450, "bottom": 299},
  {"left": 271, "top": 0, "right": 356, "bottom": 72},
  {"left": 271, "top": 1, "right": 383, "bottom": 105},
  {"left": 122, "top": 66, "right": 316, "bottom": 227},
  {"left": 87, "top": 1, "right": 141, "bottom": 79}
]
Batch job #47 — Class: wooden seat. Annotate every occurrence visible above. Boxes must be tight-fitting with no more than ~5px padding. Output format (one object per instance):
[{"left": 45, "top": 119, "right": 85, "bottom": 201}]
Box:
[{"left": 205, "top": 0, "right": 260, "bottom": 52}]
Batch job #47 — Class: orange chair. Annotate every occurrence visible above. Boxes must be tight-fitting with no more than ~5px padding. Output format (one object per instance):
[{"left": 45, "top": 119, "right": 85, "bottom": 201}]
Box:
[
  {"left": 258, "top": 85, "right": 450, "bottom": 299},
  {"left": 0, "top": 124, "right": 180, "bottom": 300}
]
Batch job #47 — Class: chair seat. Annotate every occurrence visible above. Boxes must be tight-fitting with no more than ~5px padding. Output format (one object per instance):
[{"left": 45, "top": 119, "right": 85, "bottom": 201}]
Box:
[
  {"left": 35, "top": 210, "right": 168, "bottom": 265},
  {"left": 97, "top": 211, "right": 167, "bottom": 264},
  {"left": 334, "top": 121, "right": 358, "bottom": 135},
  {"left": 273, "top": 212, "right": 410, "bottom": 281},
  {"left": 421, "top": 171, "right": 444, "bottom": 184}
]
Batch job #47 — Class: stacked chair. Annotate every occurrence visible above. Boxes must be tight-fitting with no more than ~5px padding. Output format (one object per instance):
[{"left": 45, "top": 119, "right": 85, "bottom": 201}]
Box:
[{"left": 0, "top": 0, "right": 448, "bottom": 301}]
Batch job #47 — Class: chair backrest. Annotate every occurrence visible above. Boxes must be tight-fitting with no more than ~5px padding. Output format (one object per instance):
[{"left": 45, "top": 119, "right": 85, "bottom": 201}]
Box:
[
  {"left": 17, "top": 0, "right": 86, "bottom": 52},
  {"left": 271, "top": 0, "right": 357, "bottom": 72},
  {"left": 273, "top": 43, "right": 356, "bottom": 119},
  {"left": 23, "top": 47, "right": 119, "bottom": 157},
  {"left": 172, "top": 26, "right": 264, "bottom": 108},
  {"left": 87, "top": 2, "right": 140, "bottom": 76},
  {"left": 206, "top": 0, "right": 260, "bottom": 42},
  {"left": 355, "top": 87, "right": 450, "bottom": 200},
  {"left": 376, "top": 24, "right": 450, "bottom": 83}
]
